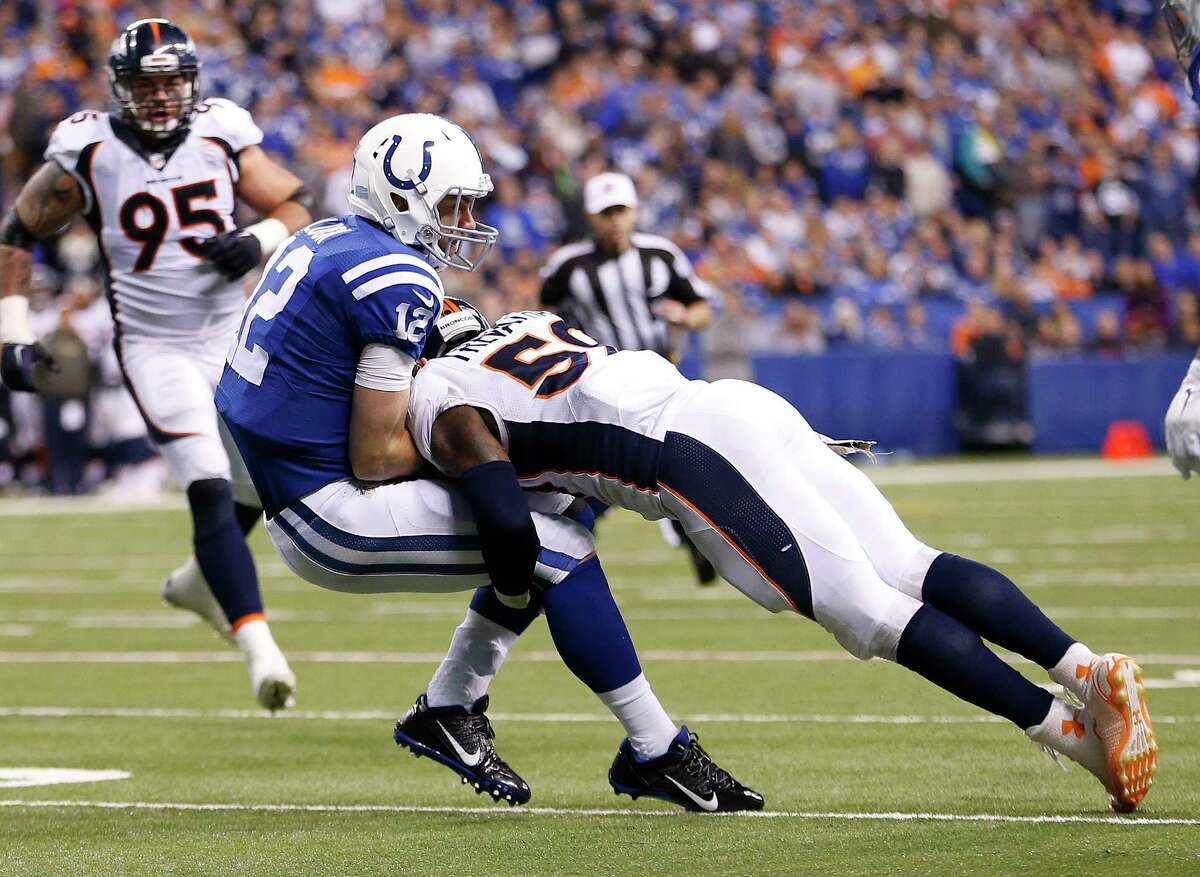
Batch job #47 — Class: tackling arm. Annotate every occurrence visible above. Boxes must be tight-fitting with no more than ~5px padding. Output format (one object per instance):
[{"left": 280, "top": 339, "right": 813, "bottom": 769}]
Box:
[
  {"left": 198, "top": 146, "right": 314, "bottom": 281},
  {"left": 429, "top": 405, "right": 541, "bottom": 609},
  {"left": 348, "top": 384, "right": 423, "bottom": 482},
  {"left": 0, "top": 162, "right": 84, "bottom": 390}
]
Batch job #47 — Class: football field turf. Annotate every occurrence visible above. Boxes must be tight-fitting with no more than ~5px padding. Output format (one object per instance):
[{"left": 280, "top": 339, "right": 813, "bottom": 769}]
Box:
[{"left": 1, "top": 458, "right": 1197, "bottom": 876}]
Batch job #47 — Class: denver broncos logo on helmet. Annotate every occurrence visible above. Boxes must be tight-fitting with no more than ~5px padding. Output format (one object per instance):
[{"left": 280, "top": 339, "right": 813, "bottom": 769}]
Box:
[{"left": 383, "top": 135, "right": 436, "bottom": 191}]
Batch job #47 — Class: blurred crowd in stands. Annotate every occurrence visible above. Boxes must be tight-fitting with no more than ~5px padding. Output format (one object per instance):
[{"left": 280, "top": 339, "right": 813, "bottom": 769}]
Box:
[{"left": 1, "top": 0, "right": 1199, "bottom": 485}]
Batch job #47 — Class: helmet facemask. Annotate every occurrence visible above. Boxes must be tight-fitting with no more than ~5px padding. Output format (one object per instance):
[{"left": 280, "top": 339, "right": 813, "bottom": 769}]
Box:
[
  {"left": 110, "top": 69, "right": 199, "bottom": 139},
  {"left": 422, "top": 188, "right": 499, "bottom": 272},
  {"left": 1165, "top": 1, "right": 1200, "bottom": 68}
]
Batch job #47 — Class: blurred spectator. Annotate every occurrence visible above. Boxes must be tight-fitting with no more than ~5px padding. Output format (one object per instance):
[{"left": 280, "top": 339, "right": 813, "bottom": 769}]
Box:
[
  {"left": 864, "top": 306, "right": 904, "bottom": 348},
  {"left": 1090, "top": 309, "right": 1125, "bottom": 357},
  {"left": 769, "top": 301, "right": 827, "bottom": 355},
  {"left": 954, "top": 303, "right": 1030, "bottom": 449}
]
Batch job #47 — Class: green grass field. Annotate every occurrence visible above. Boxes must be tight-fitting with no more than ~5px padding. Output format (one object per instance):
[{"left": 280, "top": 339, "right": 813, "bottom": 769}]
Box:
[{"left": 1, "top": 458, "right": 1198, "bottom": 876}]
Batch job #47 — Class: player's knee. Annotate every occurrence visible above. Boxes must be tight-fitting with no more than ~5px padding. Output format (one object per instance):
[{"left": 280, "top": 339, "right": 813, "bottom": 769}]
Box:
[
  {"left": 875, "top": 540, "right": 941, "bottom": 599},
  {"left": 186, "top": 477, "right": 236, "bottom": 542},
  {"left": 922, "top": 552, "right": 1012, "bottom": 610},
  {"left": 896, "top": 603, "right": 982, "bottom": 669},
  {"left": 817, "top": 579, "right": 923, "bottom": 662}
]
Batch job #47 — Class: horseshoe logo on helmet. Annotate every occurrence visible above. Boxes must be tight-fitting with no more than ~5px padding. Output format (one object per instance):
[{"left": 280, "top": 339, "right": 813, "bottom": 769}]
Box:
[{"left": 382, "top": 135, "right": 436, "bottom": 191}]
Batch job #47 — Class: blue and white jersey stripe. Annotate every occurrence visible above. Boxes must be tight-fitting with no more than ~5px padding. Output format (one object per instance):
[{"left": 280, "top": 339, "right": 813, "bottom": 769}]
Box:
[
  {"left": 341, "top": 254, "right": 444, "bottom": 303},
  {"left": 263, "top": 480, "right": 592, "bottom": 596}
]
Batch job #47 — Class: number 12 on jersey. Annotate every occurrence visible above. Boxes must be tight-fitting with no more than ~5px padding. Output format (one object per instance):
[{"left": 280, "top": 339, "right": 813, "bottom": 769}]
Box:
[{"left": 227, "top": 238, "right": 313, "bottom": 385}]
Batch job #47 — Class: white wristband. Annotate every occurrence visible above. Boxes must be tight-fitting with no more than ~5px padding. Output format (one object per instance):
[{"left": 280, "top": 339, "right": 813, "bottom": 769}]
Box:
[
  {"left": 0, "top": 296, "right": 34, "bottom": 345},
  {"left": 244, "top": 218, "right": 289, "bottom": 259}
]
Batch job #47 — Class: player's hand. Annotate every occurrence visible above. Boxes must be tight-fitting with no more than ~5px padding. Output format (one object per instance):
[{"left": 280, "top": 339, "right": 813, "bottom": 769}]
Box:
[
  {"left": 493, "top": 587, "right": 531, "bottom": 610},
  {"left": 195, "top": 229, "right": 263, "bottom": 282},
  {"left": 1165, "top": 359, "right": 1200, "bottom": 479},
  {"left": 0, "top": 342, "right": 56, "bottom": 392}
]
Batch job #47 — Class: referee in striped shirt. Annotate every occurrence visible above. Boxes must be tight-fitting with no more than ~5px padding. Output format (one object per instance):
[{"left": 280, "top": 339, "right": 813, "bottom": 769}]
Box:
[
  {"left": 539, "top": 172, "right": 713, "bottom": 359},
  {"left": 540, "top": 172, "right": 717, "bottom": 585}
]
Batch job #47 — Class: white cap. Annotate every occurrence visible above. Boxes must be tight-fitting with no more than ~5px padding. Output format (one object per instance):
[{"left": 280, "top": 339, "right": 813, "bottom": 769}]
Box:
[{"left": 584, "top": 172, "right": 638, "bottom": 214}]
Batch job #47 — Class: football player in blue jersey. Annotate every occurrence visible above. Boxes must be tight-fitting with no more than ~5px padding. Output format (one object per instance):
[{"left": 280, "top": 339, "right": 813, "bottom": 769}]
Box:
[
  {"left": 1163, "top": 1, "right": 1200, "bottom": 477},
  {"left": 215, "top": 113, "right": 761, "bottom": 812}
]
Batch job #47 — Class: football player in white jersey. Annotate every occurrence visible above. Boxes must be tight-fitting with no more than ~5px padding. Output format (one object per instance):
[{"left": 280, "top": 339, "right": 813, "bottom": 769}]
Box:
[
  {"left": 408, "top": 305, "right": 1159, "bottom": 813},
  {"left": 0, "top": 19, "right": 313, "bottom": 710}
]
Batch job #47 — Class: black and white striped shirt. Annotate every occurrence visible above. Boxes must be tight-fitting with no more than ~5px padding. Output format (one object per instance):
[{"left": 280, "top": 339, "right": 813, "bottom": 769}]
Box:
[{"left": 539, "top": 233, "right": 712, "bottom": 356}]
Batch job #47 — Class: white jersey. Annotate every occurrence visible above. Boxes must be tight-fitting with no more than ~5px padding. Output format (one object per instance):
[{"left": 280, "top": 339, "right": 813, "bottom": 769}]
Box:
[
  {"left": 409, "top": 310, "right": 703, "bottom": 520},
  {"left": 44, "top": 99, "right": 264, "bottom": 341}
]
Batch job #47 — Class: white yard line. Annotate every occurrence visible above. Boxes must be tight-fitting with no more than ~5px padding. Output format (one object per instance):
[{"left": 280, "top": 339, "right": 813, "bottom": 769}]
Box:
[
  {"left": 3, "top": 605, "right": 1196, "bottom": 626},
  {"left": 0, "top": 705, "right": 1192, "bottom": 725},
  {"left": 4, "top": 649, "right": 1200, "bottom": 665},
  {"left": 0, "top": 798, "right": 1193, "bottom": 825}
]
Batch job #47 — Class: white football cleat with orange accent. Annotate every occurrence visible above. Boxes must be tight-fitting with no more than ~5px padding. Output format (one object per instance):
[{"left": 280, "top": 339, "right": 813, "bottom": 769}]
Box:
[
  {"left": 1084, "top": 653, "right": 1157, "bottom": 812},
  {"left": 161, "top": 557, "right": 234, "bottom": 643}
]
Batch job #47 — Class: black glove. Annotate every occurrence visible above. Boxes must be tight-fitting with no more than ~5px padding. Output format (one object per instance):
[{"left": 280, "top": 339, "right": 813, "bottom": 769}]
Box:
[
  {"left": 195, "top": 229, "right": 262, "bottom": 281},
  {"left": 0, "top": 342, "right": 56, "bottom": 392}
]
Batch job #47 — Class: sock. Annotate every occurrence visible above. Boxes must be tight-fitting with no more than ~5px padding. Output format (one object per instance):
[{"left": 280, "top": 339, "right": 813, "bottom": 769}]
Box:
[
  {"left": 921, "top": 553, "right": 1076, "bottom": 669},
  {"left": 426, "top": 609, "right": 520, "bottom": 709},
  {"left": 541, "top": 557, "right": 643, "bottom": 694},
  {"left": 233, "top": 616, "right": 282, "bottom": 659},
  {"left": 1048, "top": 642, "right": 1101, "bottom": 702},
  {"left": 187, "top": 478, "right": 263, "bottom": 626},
  {"left": 896, "top": 604, "right": 1054, "bottom": 729},
  {"left": 235, "top": 501, "right": 262, "bottom": 536},
  {"left": 598, "top": 674, "right": 678, "bottom": 760},
  {"left": 1026, "top": 696, "right": 1099, "bottom": 773}
]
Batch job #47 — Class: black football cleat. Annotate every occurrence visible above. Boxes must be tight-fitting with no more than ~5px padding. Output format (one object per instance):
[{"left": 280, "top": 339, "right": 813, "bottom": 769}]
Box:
[
  {"left": 608, "top": 726, "right": 764, "bottom": 813},
  {"left": 393, "top": 694, "right": 531, "bottom": 806}
]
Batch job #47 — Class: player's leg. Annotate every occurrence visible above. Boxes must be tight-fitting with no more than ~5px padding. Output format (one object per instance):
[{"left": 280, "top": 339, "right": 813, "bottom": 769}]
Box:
[
  {"left": 661, "top": 383, "right": 1155, "bottom": 808},
  {"left": 119, "top": 340, "right": 293, "bottom": 709},
  {"left": 782, "top": 419, "right": 1093, "bottom": 687},
  {"left": 773, "top": 401, "right": 1156, "bottom": 808},
  {"left": 270, "top": 478, "right": 761, "bottom": 810}
]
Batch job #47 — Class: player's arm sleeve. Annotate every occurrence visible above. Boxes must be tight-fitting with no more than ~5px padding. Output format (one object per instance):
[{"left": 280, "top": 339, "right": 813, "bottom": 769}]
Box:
[
  {"left": 430, "top": 404, "right": 539, "bottom": 608},
  {"left": 200, "top": 98, "right": 265, "bottom": 161},
  {"left": 355, "top": 343, "right": 413, "bottom": 392},
  {"left": 43, "top": 116, "right": 99, "bottom": 217}
]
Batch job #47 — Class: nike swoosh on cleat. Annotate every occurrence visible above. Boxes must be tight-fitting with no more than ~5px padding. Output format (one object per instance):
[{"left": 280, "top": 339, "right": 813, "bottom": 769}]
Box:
[
  {"left": 436, "top": 720, "right": 482, "bottom": 767},
  {"left": 665, "top": 776, "right": 718, "bottom": 812}
]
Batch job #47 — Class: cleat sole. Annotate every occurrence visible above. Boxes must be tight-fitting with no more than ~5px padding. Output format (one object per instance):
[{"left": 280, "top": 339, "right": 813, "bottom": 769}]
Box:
[{"left": 1096, "top": 656, "right": 1158, "bottom": 813}]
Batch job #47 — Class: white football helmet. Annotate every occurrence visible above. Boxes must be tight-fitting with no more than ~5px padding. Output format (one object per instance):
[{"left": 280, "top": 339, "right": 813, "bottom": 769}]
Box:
[{"left": 348, "top": 113, "right": 498, "bottom": 271}]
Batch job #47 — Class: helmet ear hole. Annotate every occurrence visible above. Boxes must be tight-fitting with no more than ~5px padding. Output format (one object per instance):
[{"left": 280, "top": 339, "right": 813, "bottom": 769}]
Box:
[{"left": 390, "top": 193, "right": 409, "bottom": 214}]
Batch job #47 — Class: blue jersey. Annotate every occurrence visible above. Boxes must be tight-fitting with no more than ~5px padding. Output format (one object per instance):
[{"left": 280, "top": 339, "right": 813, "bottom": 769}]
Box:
[{"left": 216, "top": 215, "right": 443, "bottom": 516}]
